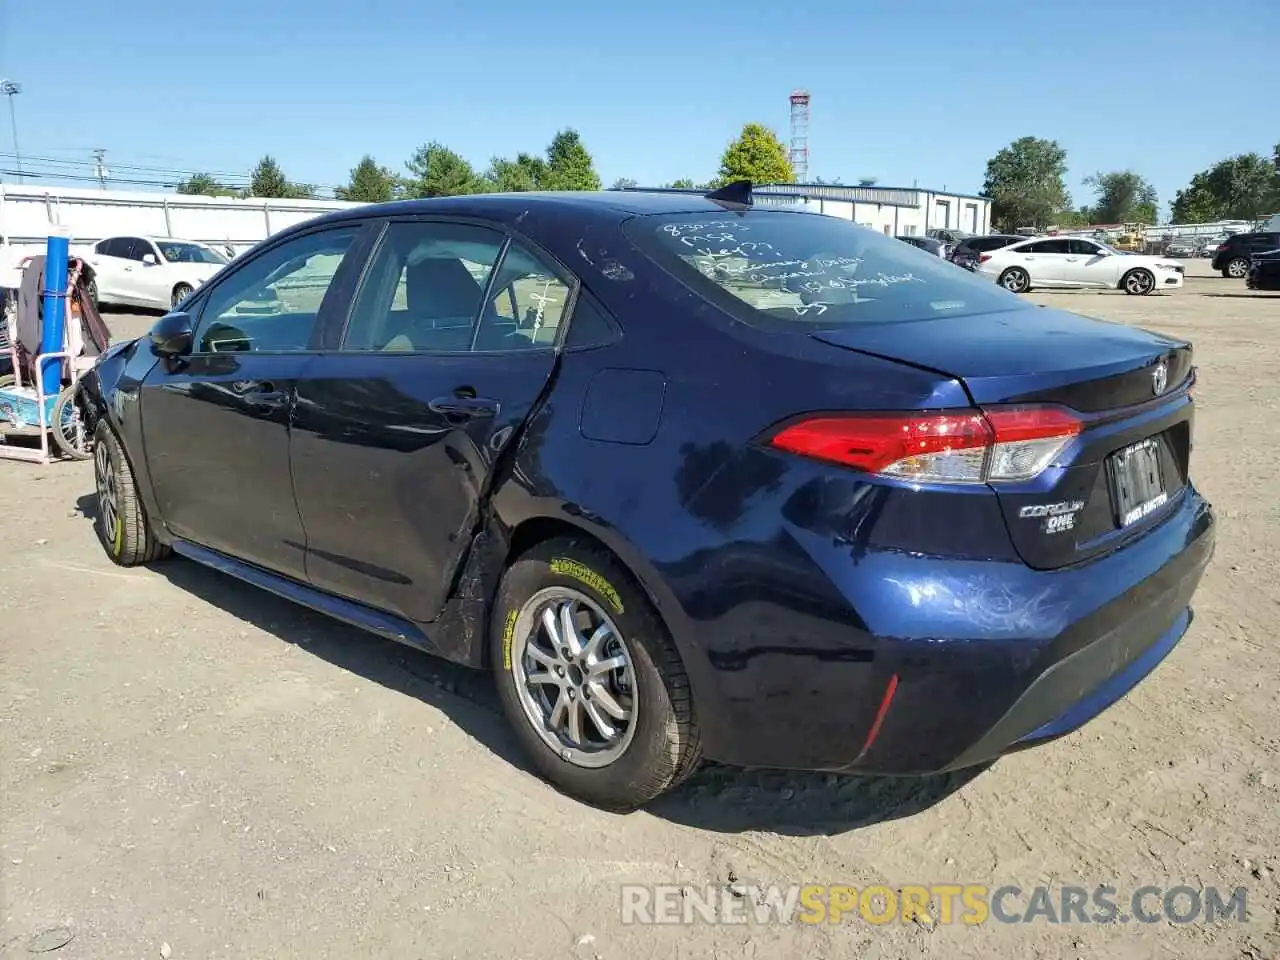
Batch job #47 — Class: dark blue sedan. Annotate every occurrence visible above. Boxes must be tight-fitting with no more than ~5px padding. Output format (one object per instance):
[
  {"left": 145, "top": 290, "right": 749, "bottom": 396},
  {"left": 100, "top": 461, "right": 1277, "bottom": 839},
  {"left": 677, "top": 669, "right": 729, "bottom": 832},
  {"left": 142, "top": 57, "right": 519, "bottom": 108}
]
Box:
[{"left": 81, "top": 186, "right": 1215, "bottom": 811}]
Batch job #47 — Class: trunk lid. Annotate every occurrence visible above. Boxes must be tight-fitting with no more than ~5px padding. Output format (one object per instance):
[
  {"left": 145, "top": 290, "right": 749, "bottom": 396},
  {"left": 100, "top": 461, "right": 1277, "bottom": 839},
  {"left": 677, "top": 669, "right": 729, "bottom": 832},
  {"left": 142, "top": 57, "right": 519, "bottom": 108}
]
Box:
[{"left": 811, "top": 307, "right": 1195, "bottom": 570}]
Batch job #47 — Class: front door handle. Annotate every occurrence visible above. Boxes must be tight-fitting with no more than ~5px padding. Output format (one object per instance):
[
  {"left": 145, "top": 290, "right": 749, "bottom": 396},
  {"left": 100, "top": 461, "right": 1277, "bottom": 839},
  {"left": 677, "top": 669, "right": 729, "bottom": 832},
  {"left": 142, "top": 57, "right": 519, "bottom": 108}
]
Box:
[{"left": 429, "top": 395, "right": 499, "bottom": 419}]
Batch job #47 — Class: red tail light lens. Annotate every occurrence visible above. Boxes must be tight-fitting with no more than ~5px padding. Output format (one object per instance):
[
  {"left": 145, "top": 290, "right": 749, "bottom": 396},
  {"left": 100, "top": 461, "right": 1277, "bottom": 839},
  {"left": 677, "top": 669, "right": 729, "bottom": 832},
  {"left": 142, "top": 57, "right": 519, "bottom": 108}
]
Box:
[
  {"left": 768, "top": 406, "right": 1082, "bottom": 484},
  {"left": 978, "top": 254, "right": 993, "bottom": 263}
]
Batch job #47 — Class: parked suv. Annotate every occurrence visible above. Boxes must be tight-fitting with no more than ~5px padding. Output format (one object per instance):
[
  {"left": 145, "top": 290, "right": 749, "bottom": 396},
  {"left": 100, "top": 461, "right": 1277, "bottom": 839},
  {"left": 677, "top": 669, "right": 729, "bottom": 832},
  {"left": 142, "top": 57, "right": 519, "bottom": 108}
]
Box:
[
  {"left": 1212, "top": 232, "right": 1280, "bottom": 279},
  {"left": 949, "top": 234, "right": 1026, "bottom": 271}
]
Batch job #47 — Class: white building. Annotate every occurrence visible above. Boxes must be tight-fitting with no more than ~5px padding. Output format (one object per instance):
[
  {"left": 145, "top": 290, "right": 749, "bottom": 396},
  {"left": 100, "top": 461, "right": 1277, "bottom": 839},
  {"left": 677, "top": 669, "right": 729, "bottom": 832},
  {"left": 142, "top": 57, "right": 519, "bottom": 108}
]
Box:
[{"left": 752, "top": 183, "right": 992, "bottom": 236}]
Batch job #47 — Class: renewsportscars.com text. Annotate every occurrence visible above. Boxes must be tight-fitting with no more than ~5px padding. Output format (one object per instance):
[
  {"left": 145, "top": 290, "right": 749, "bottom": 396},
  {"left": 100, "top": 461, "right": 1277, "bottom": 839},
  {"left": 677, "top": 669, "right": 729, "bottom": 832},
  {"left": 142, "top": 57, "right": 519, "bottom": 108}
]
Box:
[{"left": 620, "top": 884, "right": 1249, "bottom": 926}]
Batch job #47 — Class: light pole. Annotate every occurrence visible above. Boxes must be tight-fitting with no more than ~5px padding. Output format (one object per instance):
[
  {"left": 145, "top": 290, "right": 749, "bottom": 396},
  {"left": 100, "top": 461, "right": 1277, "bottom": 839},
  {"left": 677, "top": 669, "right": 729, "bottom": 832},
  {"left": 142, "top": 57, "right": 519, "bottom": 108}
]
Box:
[{"left": 0, "top": 80, "right": 22, "bottom": 183}]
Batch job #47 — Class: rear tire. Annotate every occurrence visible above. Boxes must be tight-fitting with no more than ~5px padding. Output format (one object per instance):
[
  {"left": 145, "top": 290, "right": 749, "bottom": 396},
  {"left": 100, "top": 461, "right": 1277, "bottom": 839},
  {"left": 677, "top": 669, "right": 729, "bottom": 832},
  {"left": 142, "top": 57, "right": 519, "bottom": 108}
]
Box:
[
  {"left": 491, "top": 538, "right": 701, "bottom": 810},
  {"left": 171, "top": 283, "right": 194, "bottom": 308},
  {"left": 1224, "top": 257, "right": 1249, "bottom": 279},
  {"left": 999, "top": 267, "right": 1030, "bottom": 293},
  {"left": 93, "top": 421, "right": 170, "bottom": 566},
  {"left": 1121, "top": 268, "right": 1155, "bottom": 296}
]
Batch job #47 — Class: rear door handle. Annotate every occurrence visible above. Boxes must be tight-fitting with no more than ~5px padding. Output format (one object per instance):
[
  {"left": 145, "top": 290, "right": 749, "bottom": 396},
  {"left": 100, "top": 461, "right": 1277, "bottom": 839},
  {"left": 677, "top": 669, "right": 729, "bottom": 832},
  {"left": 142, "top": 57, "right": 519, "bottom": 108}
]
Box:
[{"left": 429, "top": 395, "right": 499, "bottom": 419}]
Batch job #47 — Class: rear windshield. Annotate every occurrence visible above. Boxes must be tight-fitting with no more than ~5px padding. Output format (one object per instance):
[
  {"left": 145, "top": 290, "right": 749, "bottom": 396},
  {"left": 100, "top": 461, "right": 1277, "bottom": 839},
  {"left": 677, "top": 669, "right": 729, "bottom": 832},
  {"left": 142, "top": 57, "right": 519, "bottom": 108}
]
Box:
[{"left": 627, "top": 212, "right": 1024, "bottom": 331}]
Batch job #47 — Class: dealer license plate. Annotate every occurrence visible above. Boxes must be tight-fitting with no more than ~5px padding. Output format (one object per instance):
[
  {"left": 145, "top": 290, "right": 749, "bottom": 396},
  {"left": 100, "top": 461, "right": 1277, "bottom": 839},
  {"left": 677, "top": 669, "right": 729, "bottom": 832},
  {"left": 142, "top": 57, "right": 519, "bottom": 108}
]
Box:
[{"left": 1109, "top": 437, "right": 1168, "bottom": 528}]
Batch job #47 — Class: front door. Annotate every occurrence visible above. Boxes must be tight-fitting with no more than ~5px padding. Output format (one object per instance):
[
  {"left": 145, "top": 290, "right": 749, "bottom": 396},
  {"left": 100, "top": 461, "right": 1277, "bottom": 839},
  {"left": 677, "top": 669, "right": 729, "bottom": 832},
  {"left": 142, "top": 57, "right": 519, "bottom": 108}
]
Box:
[
  {"left": 1016, "top": 238, "right": 1071, "bottom": 285},
  {"left": 139, "top": 223, "right": 367, "bottom": 578},
  {"left": 290, "top": 219, "right": 569, "bottom": 623},
  {"left": 1063, "top": 239, "right": 1122, "bottom": 287}
]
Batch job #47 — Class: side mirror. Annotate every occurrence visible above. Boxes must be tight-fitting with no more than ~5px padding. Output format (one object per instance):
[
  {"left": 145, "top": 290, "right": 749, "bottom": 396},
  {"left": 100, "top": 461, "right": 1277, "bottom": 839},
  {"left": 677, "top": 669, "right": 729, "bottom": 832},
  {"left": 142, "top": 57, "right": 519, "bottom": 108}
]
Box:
[
  {"left": 150, "top": 311, "right": 194, "bottom": 357},
  {"left": 142, "top": 253, "right": 158, "bottom": 266}
]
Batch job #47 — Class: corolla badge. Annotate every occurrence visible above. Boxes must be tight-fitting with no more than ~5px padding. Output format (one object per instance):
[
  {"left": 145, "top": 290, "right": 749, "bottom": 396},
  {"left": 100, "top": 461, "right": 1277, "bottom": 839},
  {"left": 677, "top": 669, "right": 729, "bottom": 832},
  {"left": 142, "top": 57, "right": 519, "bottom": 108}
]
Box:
[{"left": 1152, "top": 360, "right": 1168, "bottom": 396}]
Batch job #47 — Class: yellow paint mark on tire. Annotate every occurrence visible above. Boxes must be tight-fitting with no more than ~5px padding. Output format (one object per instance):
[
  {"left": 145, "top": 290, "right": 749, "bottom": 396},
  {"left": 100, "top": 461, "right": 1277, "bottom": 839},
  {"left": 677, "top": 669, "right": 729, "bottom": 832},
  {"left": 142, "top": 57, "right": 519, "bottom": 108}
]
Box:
[
  {"left": 112, "top": 514, "right": 123, "bottom": 555},
  {"left": 502, "top": 609, "right": 518, "bottom": 670},
  {"left": 549, "top": 557, "right": 624, "bottom": 615}
]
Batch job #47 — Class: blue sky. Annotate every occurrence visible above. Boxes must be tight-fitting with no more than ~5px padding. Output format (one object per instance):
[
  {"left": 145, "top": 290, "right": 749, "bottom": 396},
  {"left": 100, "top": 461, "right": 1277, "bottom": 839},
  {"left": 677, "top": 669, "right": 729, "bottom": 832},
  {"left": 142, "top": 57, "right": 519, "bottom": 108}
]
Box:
[{"left": 0, "top": 0, "right": 1275, "bottom": 217}]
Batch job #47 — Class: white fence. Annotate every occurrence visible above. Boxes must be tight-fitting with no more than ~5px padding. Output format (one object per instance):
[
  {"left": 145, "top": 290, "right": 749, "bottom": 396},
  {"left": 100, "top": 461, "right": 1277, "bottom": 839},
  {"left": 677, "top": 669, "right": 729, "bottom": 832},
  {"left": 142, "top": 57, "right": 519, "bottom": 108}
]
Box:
[{"left": 0, "top": 185, "right": 362, "bottom": 275}]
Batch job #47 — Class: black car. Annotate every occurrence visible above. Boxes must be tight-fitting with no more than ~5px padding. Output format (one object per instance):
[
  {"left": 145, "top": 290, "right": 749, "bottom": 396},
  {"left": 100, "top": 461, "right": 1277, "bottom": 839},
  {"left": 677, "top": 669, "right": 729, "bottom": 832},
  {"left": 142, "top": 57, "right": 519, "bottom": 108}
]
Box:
[
  {"left": 1211, "top": 232, "right": 1280, "bottom": 279},
  {"left": 949, "top": 234, "right": 1026, "bottom": 271},
  {"left": 82, "top": 188, "right": 1213, "bottom": 811},
  {"left": 1246, "top": 248, "right": 1280, "bottom": 290}
]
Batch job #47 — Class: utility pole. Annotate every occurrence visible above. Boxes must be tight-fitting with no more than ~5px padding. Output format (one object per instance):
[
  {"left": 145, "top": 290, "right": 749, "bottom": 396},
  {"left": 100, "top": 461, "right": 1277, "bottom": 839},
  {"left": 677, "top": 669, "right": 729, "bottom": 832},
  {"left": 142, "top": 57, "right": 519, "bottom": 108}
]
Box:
[
  {"left": 92, "top": 148, "right": 109, "bottom": 189},
  {"left": 0, "top": 80, "right": 22, "bottom": 183}
]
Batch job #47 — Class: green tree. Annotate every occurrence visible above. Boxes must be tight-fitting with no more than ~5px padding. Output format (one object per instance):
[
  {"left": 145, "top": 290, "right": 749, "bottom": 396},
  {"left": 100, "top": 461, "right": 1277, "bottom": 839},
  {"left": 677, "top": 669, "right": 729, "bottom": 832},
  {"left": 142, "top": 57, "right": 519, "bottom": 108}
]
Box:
[
  {"left": 981, "top": 137, "right": 1070, "bottom": 231},
  {"left": 336, "top": 155, "right": 398, "bottom": 203},
  {"left": 1083, "top": 170, "right": 1159, "bottom": 224},
  {"left": 483, "top": 154, "right": 544, "bottom": 192},
  {"left": 1171, "top": 153, "right": 1279, "bottom": 223},
  {"left": 665, "top": 178, "right": 696, "bottom": 189},
  {"left": 714, "top": 123, "right": 794, "bottom": 186},
  {"left": 611, "top": 177, "right": 638, "bottom": 190},
  {"left": 248, "top": 155, "right": 289, "bottom": 198},
  {"left": 175, "top": 172, "right": 238, "bottom": 197},
  {"left": 542, "top": 129, "right": 602, "bottom": 191},
  {"left": 404, "top": 142, "right": 483, "bottom": 197}
]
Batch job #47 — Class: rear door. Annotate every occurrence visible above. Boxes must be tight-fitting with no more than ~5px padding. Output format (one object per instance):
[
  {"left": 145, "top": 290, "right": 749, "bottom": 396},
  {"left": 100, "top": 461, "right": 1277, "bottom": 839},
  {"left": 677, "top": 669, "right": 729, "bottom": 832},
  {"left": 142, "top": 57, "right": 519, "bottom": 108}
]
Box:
[
  {"left": 139, "top": 222, "right": 370, "bottom": 578},
  {"left": 1014, "top": 238, "right": 1070, "bottom": 285},
  {"left": 290, "top": 218, "right": 573, "bottom": 623}
]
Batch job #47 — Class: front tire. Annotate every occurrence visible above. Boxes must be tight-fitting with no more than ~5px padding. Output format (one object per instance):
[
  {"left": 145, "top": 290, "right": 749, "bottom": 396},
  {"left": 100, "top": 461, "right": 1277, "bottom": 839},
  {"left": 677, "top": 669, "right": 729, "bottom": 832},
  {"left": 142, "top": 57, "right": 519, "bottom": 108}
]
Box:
[
  {"left": 93, "top": 422, "right": 170, "bottom": 566},
  {"left": 491, "top": 539, "right": 701, "bottom": 810},
  {"left": 1122, "top": 268, "right": 1155, "bottom": 296},
  {"left": 1224, "top": 257, "right": 1249, "bottom": 279},
  {"left": 171, "top": 283, "right": 194, "bottom": 308},
  {"left": 999, "top": 266, "right": 1030, "bottom": 293}
]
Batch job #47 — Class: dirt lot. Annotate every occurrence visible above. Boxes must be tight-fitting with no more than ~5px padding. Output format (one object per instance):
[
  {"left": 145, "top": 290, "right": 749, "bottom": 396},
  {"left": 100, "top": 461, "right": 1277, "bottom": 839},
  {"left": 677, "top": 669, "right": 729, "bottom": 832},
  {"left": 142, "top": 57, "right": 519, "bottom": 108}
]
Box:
[{"left": 2, "top": 261, "right": 1278, "bottom": 959}]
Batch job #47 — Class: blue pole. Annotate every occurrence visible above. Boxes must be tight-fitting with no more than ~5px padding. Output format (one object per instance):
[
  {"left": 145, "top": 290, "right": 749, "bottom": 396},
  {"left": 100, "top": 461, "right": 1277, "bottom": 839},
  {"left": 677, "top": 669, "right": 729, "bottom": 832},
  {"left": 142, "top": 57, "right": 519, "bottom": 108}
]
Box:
[{"left": 39, "top": 232, "right": 69, "bottom": 397}]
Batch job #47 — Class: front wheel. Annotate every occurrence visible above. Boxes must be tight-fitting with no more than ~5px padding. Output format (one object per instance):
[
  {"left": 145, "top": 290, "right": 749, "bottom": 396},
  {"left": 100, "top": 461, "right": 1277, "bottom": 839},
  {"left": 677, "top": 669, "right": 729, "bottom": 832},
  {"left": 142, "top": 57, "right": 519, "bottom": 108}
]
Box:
[
  {"left": 1122, "top": 268, "right": 1155, "bottom": 296},
  {"left": 999, "top": 267, "right": 1030, "bottom": 293},
  {"left": 491, "top": 539, "right": 701, "bottom": 810},
  {"left": 171, "top": 283, "right": 194, "bottom": 308},
  {"left": 93, "top": 422, "right": 170, "bottom": 566}
]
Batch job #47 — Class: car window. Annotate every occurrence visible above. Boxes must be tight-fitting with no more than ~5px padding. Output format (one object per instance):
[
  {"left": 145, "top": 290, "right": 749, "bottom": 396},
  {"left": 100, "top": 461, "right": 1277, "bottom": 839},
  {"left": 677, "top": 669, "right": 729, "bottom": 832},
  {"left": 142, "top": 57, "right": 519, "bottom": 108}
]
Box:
[
  {"left": 628, "top": 211, "right": 1025, "bottom": 331},
  {"left": 563, "top": 291, "right": 621, "bottom": 348},
  {"left": 1069, "top": 239, "right": 1102, "bottom": 256},
  {"left": 342, "top": 221, "right": 506, "bottom": 353},
  {"left": 157, "top": 241, "right": 228, "bottom": 265},
  {"left": 95, "top": 239, "right": 114, "bottom": 256},
  {"left": 103, "top": 237, "right": 130, "bottom": 258},
  {"left": 1026, "top": 240, "right": 1070, "bottom": 254},
  {"left": 193, "top": 227, "right": 359, "bottom": 354},
  {"left": 474, "top": 240, "right": 574, "bottom": 351}
]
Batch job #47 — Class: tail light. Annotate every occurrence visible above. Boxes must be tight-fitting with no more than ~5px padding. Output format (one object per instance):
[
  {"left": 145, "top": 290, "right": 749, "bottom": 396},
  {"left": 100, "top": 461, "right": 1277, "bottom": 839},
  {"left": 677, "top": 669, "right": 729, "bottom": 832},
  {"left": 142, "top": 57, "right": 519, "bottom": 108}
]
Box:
[
  {"left": 978, "top": 254, "right": 993, "bottom": 264},
  {"left": 767, "top": 405, "right": 1082, "bottom": 484}
]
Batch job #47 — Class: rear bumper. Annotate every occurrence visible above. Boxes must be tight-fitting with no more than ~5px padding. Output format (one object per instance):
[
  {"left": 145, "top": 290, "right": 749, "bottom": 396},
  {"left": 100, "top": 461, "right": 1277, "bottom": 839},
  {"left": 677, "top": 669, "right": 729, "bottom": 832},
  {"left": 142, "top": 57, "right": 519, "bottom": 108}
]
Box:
[{"left": 673, "top": 483, "right": 1214, "bottom": 774}]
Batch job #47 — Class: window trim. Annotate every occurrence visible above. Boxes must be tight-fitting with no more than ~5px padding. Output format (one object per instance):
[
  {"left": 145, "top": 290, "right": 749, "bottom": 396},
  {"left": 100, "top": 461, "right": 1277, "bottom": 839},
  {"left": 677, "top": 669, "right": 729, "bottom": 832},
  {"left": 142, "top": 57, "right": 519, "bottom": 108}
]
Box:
[
  {"left": 332, "top": 214, "right": 584, "bottom": 358},
  {"left": 185, "top": 219, "right": 377, "bottom": 358}
]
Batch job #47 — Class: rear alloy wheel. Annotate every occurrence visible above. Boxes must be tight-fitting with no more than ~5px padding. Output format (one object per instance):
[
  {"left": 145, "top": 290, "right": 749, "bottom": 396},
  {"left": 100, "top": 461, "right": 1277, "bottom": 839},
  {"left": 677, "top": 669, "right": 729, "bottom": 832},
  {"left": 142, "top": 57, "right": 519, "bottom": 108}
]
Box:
[
  {"left": 999, "top": 267, "right": 1030, "bottom": 293},
  {"left": 491, "top": 539, "right": 701, "bottom": 810},
  {"left": 1122, "top": 268, "right": 1156, "bottom": 296},
  {"left": 1224, "top": 257, "right": 1250, "bottom": 279},
  {"left": 171, "top": 283, "right": 194, "bottom": 308},
  {"left": 93, "top": 422, "right": 170, "bottom": 566}
]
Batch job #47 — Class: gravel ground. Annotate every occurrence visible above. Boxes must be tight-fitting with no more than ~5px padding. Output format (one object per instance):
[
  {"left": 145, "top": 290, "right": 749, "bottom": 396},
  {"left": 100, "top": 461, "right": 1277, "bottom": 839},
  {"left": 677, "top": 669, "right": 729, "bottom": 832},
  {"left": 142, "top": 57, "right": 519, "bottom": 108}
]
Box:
[{"left": 2, "top": 261, "right": 1278, "bottom": 959}]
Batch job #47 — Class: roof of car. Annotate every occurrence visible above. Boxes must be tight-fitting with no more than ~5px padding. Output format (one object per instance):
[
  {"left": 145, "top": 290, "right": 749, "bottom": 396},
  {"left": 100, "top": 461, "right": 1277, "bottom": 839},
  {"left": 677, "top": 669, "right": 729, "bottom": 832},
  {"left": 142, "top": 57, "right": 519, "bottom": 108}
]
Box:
[{"left": 302, "top": 190, "right": 764, "bottom": 230}]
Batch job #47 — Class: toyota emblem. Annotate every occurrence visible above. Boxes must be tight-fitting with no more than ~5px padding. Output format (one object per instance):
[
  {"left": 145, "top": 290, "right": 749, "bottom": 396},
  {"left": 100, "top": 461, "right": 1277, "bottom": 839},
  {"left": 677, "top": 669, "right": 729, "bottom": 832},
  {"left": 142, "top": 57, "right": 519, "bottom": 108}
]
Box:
[{"left": 1152, "top": 361, "right": 1168, "bottom": 396}]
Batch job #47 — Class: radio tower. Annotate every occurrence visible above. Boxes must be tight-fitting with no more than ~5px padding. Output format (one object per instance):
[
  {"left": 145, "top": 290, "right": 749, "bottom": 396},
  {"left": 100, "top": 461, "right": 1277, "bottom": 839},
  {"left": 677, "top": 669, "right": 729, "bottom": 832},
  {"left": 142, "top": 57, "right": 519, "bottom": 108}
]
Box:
[{"left": 788, "top": 90, "right": 810, "bottom": 184}]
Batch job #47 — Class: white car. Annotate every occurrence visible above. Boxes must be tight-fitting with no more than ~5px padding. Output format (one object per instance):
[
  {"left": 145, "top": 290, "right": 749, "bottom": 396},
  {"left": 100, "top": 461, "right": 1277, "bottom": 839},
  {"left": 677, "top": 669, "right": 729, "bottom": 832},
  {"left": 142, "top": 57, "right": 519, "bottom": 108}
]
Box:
[
  {"left": 976, "top": 236, "right": 1184, "bottom": 296},
  {"left": 83, "top": 235, "right": 230, "bottom": 310}
]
